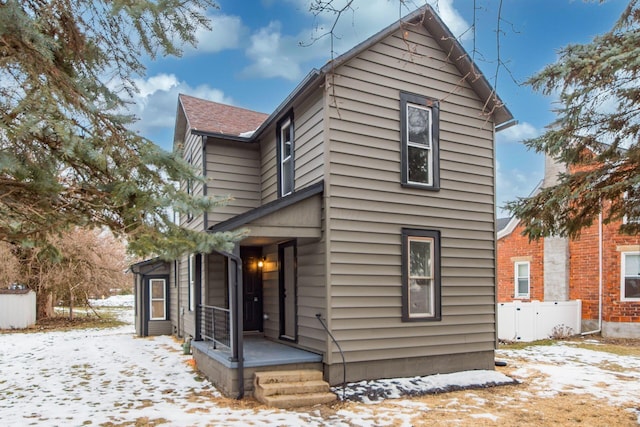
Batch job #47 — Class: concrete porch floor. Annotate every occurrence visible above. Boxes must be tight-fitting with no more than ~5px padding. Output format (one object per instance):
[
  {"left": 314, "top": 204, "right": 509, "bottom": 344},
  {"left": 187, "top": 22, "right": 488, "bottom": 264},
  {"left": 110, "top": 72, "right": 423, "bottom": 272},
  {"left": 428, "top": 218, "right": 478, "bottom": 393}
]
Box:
[{"left": 191, "top": 335, "right": 323, "bottom": 368}]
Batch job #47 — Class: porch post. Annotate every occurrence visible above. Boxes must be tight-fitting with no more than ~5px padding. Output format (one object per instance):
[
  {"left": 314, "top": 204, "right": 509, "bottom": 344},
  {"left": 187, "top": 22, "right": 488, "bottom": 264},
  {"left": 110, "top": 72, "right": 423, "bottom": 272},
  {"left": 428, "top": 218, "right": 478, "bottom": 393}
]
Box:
[
  {"left": 226, "top": 247, "right": 244, "bottom": 398},
  {"left": 194, "top": 254, "right": 203, "bottom": 341}
]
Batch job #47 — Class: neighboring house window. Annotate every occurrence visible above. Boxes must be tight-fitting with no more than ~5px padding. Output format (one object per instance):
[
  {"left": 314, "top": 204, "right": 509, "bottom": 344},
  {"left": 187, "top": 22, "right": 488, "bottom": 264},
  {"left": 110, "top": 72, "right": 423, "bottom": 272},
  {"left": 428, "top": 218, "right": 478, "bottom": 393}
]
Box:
[
  {"left": 623, "top": 191, "right": 640, "bottom": 224},
  {"left": 277, "top": 111, "right": 294, "bottom": 197},
  {"left": 402, "top": 228, "right": 441, "bottom": 321},
  {"left": 188, "top": 254, "right": 196, "bottom": 311},
  {"left": 514, "top": 261, "right": 530, "bottom": 299},
  {"left": 150, "top": 279, "right": 167, "bottom": 320},
  {"left": 400, "top": 92, "right": 440, "bottom": 190},
  {"left": 621, "top": 252, "right": 640, "bottom": 300}
]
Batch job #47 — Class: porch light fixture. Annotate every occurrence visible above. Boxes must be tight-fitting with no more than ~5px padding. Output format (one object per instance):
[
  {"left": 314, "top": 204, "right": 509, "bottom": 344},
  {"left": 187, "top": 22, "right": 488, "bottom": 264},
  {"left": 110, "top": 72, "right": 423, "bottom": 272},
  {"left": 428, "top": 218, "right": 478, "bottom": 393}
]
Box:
[{"left": 257, "top": 257, "right": 266, "bottom": 269}]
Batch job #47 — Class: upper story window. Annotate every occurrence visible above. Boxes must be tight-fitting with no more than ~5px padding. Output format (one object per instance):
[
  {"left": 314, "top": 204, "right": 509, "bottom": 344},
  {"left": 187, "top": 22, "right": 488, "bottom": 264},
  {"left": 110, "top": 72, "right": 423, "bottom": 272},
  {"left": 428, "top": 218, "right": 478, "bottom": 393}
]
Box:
[
  {"left": 621, "top": 252, "right": 640, "bottom": 300},
  {"left": 277, "top": 111, "right": 294, "bottom": 197},
  {"left": 401, "top": 228, "right": 441, "bottom": 322},
  {"left": 400, "top": 92, "right": 440, "bottom": 190},
  {"left": 514, "top": 261, "right": 530, "bottom": 299}
]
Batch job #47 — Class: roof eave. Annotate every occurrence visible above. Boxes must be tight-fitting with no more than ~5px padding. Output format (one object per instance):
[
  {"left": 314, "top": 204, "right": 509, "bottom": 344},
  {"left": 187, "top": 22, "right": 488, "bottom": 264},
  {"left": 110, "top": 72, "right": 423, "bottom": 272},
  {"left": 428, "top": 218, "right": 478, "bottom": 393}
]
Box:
[
  {"left": 190, "top": 129, "right": 256, "bottom": 143},
  {"left": 421, "top": 6, "right": 514, "bottom": 126},
  {"left": 209, "top": 181, "right": 324, "bottom": 233},
  {"left": 248, "top": 69, "right": 324, "bottom": 140},
  {"left": 318, "top": 5, "right": 514, "bottom": 127}
]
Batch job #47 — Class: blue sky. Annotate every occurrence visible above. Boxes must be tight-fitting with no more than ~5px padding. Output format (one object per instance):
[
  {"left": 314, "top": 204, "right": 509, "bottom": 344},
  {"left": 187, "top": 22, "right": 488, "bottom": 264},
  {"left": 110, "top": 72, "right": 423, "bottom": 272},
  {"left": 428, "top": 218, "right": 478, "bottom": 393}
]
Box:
[{"left": 126, "top": 0, "right": 628, "bottom": 217}]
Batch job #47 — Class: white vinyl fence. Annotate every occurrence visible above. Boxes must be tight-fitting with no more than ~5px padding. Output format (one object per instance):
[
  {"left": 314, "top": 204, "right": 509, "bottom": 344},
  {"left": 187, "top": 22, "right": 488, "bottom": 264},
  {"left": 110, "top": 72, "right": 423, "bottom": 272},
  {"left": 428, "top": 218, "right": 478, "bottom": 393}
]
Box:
[
  {"left": 497, "top": 300, "right": 582, "bottom": 342},
  {"left": 0, "top": 290, "right": 36, "bottom": 329}
]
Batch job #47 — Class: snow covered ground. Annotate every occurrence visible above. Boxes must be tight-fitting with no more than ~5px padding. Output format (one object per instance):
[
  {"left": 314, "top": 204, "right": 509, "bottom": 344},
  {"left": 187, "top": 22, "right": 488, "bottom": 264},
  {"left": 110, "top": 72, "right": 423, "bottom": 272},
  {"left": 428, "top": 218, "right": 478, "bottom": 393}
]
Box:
[{"left": 1, "top": 296, "right": 639, "bottom": 426}]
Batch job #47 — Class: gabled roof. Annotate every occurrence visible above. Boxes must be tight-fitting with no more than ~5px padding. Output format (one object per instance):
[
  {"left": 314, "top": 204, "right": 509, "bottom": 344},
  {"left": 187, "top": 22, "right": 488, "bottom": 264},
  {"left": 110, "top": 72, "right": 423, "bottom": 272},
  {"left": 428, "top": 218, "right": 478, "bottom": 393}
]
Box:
[
  {"left": 497, "top": 217, "right": 512, "bottom": 233},
  {"left": 178, "top": 94, "right": 268, "bottom": 137},
  {"left": 178, "top": 4, "right": 514, "bottom": 144}
]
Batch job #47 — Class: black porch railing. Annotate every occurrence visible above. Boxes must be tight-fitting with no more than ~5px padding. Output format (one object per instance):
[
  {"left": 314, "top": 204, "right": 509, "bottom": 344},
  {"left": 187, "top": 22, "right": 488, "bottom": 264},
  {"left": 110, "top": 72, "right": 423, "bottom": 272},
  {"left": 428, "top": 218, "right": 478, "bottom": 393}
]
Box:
[{"left": 200, "top": 304, "right": 231, "bottom": 350}]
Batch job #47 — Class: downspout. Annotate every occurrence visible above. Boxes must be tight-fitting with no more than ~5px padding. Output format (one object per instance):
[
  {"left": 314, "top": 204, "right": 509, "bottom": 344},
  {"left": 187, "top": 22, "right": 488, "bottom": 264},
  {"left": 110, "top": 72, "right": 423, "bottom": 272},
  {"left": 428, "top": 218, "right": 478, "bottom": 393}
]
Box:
[{"left": 582, "top": 211, "right": 603, "bottom": 335}]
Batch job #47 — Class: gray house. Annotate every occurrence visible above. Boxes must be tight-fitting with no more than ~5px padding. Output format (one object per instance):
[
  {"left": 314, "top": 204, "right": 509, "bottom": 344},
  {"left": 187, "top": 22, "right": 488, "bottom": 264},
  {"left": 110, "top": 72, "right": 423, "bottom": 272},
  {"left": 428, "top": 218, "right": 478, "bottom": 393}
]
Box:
[{"left": 141, "top": 5, "right": 514, "bottom": 399}]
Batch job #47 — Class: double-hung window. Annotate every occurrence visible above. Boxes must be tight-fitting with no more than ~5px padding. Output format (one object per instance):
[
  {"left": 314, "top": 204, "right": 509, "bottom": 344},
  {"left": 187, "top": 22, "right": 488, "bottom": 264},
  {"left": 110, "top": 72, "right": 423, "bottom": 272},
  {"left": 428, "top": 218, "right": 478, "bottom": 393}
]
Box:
[
  {"left": 621, "top": 252, "right": 640, "bottom": 300},
  {"left": 277, "top": 111, "right": 294, "bottom": 197},
  {"left": 514, "top": 261, "right": 530, "bottom": 299},
  {"left": 150, "top": 279, "right": 167, "bottom": 320},
  {"left": 400, "top": 92, "right": 440, "bottom": 190},
  {"left": 402, "top": 229, "right": 441, "bottom": 321}
]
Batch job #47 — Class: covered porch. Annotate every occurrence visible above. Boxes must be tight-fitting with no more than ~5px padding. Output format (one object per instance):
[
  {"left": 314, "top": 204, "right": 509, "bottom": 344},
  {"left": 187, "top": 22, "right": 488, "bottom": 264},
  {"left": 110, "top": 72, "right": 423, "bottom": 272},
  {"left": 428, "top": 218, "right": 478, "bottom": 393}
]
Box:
[
  {"left": 191, "top": 335, "right": 323, "bottom": 398},
  {"left": 192, "top": 182, "right": 327, "bottom": 398}
]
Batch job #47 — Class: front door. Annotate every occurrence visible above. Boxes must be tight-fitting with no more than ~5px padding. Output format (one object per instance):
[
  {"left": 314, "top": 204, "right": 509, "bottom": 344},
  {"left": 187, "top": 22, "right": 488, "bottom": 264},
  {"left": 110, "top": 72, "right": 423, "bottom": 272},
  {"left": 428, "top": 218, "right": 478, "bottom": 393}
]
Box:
[
  {"left": 241, "top": 246, "right": 263, "bottom": 332},
  {"left": 279, "top": 240, "right": 297, "bottom": 341}
]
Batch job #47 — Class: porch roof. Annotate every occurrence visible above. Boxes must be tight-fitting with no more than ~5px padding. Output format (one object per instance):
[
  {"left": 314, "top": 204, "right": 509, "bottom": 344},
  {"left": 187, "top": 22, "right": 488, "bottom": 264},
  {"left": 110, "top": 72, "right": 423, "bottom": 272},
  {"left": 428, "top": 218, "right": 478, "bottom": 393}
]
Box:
[{"left": 208, "top": 181, "right": 324, "bottom": 244}]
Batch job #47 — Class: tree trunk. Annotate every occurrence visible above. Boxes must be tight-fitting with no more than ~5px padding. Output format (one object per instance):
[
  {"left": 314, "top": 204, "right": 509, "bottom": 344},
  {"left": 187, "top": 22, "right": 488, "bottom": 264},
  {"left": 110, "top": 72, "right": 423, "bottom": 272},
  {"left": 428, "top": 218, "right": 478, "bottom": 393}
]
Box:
[
  {"left": 69, "top": 286, "right": 74, "bottom": 320},
  {"left": 37, "top": 291, "right": 54, "bottom": 319}
]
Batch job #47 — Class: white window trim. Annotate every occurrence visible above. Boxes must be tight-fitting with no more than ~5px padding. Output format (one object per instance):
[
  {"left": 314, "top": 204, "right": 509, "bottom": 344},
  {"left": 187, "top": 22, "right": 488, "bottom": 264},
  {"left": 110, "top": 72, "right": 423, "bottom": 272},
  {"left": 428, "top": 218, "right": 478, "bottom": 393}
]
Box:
[
  {"left": 405, "top": 103, "right": 433, "bottom": 187},
  {"left": 407, "top": 235, "right": 435, "bottom": 318},
  {"left": 188, "top": 254, "right": 196, "bottom": 311},
  {"left": 149, "top": 279, "right": 167, "bottom": 320},
  {"left": 279, "top": 118, "right": 293, "bottom": 197},
  {"left": 514, "top": 261, "right": 530, "bottom": 299},
  {"left": 621, "top": 251, "right": 640, "bottom": 301}
]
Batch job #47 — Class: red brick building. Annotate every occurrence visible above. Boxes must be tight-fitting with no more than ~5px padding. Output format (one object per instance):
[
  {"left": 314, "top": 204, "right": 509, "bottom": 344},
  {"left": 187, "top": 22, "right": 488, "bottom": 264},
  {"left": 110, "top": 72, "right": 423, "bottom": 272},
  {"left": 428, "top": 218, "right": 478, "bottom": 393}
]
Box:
[{"left": 497, "top": 156, "right": 640, "bottom": 338}]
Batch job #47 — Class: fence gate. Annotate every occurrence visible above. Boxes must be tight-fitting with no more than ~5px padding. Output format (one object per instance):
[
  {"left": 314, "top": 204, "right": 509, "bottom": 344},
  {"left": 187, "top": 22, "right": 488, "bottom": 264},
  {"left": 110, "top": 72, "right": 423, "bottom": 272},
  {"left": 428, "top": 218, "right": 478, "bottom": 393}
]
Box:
[{"left": 497, "top": 300, "right": 582, "bottom": 342}]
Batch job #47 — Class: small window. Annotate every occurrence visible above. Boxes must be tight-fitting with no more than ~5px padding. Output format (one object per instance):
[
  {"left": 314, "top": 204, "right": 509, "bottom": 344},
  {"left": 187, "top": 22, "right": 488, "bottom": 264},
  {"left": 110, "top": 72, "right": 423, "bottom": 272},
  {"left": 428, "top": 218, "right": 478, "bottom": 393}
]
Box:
[
  {"left": 400, "top": 92, "right": 440, "bottom": 190},
  {"left": 402, "top": 229, "right": 441, "bottom": 321},
  {"left": 621, "top": 252, "right": 640, "bottom": 300},
  {"left": 514, "top": 261, "right": 530, "bottom": 299},
  {"left": 150, "top": 279, "right": 167, "bottom": 320},
  {"left": 188, "top": 254, "right": 196, "bottom": 311},
  {"left": 277, "top": 111, "right": 294, "bottom": 197}
]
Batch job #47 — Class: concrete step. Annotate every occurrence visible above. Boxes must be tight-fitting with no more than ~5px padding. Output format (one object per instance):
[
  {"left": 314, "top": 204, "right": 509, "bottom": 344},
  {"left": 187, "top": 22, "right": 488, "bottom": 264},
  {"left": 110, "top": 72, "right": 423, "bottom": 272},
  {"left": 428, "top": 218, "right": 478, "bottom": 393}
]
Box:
[
  {"left": 254, "top": 369, "right": 322, "bottom": 385},
  {"left": 254, "top": 380, "right": 330, "bottom": 400},
  {"left": 253, "top": 370, "right": 337, "bottom": 408},
  {"left": 260, "top": 391, "right": 337, "bottom": 409}
]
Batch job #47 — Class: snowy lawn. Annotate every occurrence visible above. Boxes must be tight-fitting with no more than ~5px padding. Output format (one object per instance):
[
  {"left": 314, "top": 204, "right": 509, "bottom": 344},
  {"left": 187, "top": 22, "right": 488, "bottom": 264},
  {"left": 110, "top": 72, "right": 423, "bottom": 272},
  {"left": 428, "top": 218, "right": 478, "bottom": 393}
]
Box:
[{"left": 1, "top": 297, "right": 639, "bottom": 426}]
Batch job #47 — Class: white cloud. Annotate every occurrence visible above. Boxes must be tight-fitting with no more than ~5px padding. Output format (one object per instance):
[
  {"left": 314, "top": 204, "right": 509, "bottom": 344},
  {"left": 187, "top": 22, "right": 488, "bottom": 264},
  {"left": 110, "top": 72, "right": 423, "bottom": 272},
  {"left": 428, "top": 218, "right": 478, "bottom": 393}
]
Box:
[
  {"left": 242, "top": 0, "right": 471, "bottom": 81},
  {"left": 242, "top": 21, "right": 305, "bottom": 80},
  {"left": 183, "top": 14, "right": 246, "bottom": 56},
  {"left": 122, "top": 73, "right": 233, "bottom": 147},
  {"left": 494, "top": 122, "right": 543, "bottom": 216},
  {"left": 496, "top": 122, "right": 539, "bottom": 145},
  {"left": 496, "top": 159, "right": 542, "bottom": 218}
]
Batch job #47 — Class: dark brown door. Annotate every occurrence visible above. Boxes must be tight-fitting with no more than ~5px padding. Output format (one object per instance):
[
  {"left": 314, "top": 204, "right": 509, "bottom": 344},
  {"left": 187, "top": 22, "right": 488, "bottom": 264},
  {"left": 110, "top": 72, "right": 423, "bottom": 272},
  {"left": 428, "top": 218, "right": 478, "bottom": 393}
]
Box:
[{"left": 241, "top": 246, "right": 263, "bottom": 332}]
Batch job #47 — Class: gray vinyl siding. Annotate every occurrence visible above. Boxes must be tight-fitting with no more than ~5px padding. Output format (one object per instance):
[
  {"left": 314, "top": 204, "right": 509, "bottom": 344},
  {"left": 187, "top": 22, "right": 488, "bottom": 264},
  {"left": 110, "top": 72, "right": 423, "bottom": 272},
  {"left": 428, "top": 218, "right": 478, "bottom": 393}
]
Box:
[
  {"left": 261, "top": 88, "right": 324, "bottom": 204},
  {"left": 181, "top": 131, "right": 205, "bottom": 231},
  {"left": 169, "top": 260, "right": 178, "bottom": 335},
  {"left": 325, "top": 25, "right": 496, "bottom": 363},
  {"left": 178, "top": 253, "right": 196, "bottom": 338},
  {"left": 147, "top": 320, "right": 172, "bottom": 336},
  {"left": 205, "top": 253, "right": 227, "bottom": 307},
  {"left": 206, "top": 139, "right": 261, "bottom": 227},
  {"left": 261, "top": 244, "right": 279, "bottom": 338}
]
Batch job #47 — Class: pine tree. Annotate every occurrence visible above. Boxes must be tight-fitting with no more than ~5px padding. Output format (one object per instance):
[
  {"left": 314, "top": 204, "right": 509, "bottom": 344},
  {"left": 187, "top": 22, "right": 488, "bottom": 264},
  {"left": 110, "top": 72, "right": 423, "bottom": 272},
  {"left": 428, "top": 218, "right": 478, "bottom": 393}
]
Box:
[
  {"left": 0, "top": 0, "right": 242, "bottom": 259},
  {"left": 505, "top": 1, "right": 640, "bottom": 239}
]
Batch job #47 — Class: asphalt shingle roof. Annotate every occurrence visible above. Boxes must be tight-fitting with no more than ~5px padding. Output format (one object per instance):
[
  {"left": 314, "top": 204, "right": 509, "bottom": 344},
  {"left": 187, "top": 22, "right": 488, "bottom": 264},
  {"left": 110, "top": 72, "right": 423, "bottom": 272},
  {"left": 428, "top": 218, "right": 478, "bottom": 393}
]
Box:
[{"left": 179, "top": 94, "right": 269, "bottom": 137}]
